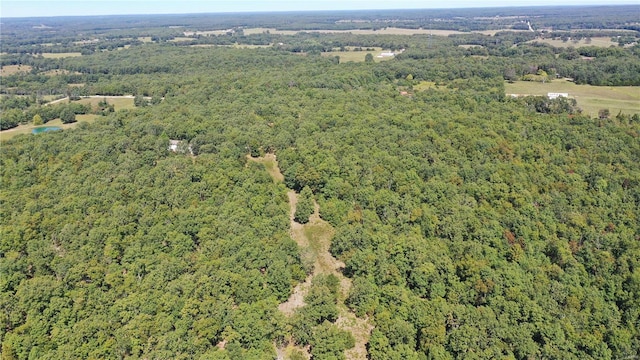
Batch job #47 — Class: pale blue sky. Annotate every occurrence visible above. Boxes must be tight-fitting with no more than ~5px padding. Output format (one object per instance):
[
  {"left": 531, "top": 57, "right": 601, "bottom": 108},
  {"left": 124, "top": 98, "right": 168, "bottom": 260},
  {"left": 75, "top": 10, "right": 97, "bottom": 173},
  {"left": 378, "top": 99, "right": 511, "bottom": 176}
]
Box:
[{"left": 1, "top": 0, "right": 637, "bottom": 18}]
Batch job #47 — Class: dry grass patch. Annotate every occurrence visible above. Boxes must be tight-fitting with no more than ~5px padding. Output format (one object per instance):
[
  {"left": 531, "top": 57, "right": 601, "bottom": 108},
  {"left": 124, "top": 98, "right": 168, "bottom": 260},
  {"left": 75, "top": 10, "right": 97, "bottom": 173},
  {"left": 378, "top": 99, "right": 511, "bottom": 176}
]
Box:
[
  {"left": 243, "top": 27, "right": 298, "bottom": 35},
  {"left": 243, "top": 27, "right": 465, "bottom": 36},
  {"left": 528, "top": 37, "right": 617, "bottom": 48},
  {"left": 474, "top": 29, "right": 531, "bottom": 36},
  {"left": 42, "top": 69, "right": 75, "bottom": 76},
  {"left": 41, "top": 52, "right": 82, "bottom": 58},
  {"left": 169, "top": 37, "right": 193, "bottom": 43},
  {"left": 321, "top": 50, "right": 393, "bottom": 63},
  {"left": 74, "top": 97, "right": 135, "bottom": 111},
  {"left": 0, "top": 65, "right": 33, "bottom": 76}
]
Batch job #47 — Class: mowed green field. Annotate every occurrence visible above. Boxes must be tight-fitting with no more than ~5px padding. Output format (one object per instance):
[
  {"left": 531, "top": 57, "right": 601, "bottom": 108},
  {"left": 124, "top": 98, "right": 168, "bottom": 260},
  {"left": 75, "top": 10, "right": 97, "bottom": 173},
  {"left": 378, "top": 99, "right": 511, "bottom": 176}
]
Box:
[
  {"left": 1, "top": 96, "right": 133, "bottom": 142},
  {"left": 0, "top": 115, "right": 99, "bottom": 142},
  {"left": 528, "top": 37, "right": 618, "bottom": 48},
  {"left": 506, "top": 80, "right": 640, "bottom": 116}
]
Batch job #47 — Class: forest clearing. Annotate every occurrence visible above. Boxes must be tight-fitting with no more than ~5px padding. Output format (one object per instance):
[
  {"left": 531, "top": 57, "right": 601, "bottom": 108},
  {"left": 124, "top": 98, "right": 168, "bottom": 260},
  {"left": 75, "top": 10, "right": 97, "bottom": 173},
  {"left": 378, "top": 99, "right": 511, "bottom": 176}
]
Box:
[
  {"left": 505, "top": 80, "right": 640, "bottom": 116},
  {"left": 249, "top": 154, "right": 372, "bottom": 359}
]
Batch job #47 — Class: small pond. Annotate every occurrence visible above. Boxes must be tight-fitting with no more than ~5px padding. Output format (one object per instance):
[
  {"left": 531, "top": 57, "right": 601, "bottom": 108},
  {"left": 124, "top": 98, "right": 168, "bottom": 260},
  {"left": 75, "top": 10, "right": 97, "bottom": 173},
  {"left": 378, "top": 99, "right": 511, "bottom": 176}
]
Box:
[{"left": 32, "top": 126, "right": 62, "bottom": 134}]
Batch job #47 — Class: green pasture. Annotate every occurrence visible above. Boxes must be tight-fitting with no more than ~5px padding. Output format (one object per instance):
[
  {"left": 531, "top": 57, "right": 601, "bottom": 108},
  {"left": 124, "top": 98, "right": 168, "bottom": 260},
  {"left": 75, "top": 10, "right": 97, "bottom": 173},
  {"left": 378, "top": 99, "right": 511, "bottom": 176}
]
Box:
[
  {"left": 506, "top": 80, "right": 640, "bottom": 116},
  {"left": 528, "top": 37, "right": 617, "bottom": 48},
  {"left": 0, "top": 114, "right": 99, "bottom": 142}
]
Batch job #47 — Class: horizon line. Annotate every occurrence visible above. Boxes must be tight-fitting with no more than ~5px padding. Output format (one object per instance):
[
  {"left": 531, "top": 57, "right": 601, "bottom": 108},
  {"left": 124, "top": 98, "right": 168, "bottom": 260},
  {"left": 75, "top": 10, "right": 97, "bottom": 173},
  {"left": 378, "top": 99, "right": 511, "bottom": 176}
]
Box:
[{"left": 3, "top": 3, "right": 639, "bottom": 19}]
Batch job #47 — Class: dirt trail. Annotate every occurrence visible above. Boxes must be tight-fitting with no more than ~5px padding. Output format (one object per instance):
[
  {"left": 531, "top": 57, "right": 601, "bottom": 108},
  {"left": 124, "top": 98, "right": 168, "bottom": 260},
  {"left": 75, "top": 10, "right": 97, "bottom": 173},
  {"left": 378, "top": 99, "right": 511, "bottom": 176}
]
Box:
[{"left": 248, "top": 154, "right": 372, "bottom": 360}]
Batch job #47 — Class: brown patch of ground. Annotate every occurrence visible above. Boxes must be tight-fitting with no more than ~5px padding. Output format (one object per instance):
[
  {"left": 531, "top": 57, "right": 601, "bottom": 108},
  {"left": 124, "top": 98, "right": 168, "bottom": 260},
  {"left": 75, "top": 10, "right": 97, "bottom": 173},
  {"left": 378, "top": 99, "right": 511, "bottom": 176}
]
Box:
[{"left": 0, "top": 65, "right": 33, "bottom": 76}]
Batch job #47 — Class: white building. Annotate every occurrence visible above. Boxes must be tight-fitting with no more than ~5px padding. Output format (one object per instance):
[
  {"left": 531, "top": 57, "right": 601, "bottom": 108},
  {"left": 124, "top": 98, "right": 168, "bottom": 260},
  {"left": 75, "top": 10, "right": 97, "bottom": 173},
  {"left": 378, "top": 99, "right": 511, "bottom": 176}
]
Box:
[{"left": 548, "top": 92, "right": 569, "bottom": 99}]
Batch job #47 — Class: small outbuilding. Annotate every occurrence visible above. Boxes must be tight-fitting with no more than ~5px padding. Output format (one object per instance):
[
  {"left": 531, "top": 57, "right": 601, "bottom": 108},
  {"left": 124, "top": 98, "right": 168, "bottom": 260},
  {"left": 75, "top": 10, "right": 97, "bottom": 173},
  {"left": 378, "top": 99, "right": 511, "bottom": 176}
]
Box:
[{"left": 547, "top": 92, "right": 568, "bottom": 99}]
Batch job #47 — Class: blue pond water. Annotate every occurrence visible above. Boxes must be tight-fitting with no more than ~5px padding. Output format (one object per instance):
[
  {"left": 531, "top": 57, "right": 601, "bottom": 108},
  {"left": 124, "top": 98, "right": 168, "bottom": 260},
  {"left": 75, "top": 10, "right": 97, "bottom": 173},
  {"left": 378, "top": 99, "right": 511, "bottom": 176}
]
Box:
[{"left": 32, "top": 126, "right": 62, "bottom": 134}]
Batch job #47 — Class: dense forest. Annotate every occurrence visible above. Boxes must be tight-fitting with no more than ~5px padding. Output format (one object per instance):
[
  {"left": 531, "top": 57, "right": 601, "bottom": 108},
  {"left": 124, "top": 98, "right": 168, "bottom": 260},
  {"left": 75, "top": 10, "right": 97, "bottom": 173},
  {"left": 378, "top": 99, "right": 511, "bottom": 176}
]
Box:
[{"left": 1, "top": 6, "right": 640, "bottom": 360}]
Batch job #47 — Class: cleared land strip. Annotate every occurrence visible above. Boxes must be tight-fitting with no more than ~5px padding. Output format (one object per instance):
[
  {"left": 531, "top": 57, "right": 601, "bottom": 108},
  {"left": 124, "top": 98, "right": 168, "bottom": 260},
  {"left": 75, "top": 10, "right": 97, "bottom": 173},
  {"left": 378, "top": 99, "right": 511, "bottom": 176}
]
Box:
[{"left": 248, "top": 154, "right": 372, "bottom": 360}]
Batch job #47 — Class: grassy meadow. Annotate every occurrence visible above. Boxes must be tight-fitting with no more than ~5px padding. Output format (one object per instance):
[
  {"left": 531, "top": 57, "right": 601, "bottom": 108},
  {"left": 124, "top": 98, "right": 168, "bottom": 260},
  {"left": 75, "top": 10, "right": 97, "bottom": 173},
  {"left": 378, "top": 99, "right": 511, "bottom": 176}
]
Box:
[
  {"left": 506, "top": 80, "right": 640, "bottom": 116},
  {"left": 0, "top": 65, "right": 33, "bottom": 75},
  {"left": 243, "top": 27, "right": 466, "bottom": 36},
  {"left": 528, "top": 37, "right": 617, "bottom": 48},
  {"left": 74, "top": 96, "right": 135, "bottom": 111},
  {"left": 321, "top": 47, "right": 397, "bottom": 63},
  {"left": 0, "top": 115, "right": 99, "bottom": 142},
  {"left": 40, "top": 52, "right": 83, "bottom": 58}
]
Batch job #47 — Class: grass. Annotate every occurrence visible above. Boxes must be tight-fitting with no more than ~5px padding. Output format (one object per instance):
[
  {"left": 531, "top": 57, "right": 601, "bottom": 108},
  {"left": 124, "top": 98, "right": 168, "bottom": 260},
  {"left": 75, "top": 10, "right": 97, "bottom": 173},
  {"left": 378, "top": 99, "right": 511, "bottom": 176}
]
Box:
[
  {"left": 414, "top": 81, "right": 438, "bottom": 91},
  {"left": 243, "top": 27, "right": 467, "bottom": 36},
  {"left": 0, "top": 65, "right": 33, "bottom": 76},
  {"left": 528, "top": 37, "right": 617, "bottom": 48},
  {"left": 0, "top": 115, "right": 99, "bottom": 142},
  {"left": 169, "top": 37, "right": 193, "bottom": 43},
  {"left": 505, "top": 80, "right": 640, "bottom": 116},
  {"left": 1, "top": 96, "right": 132, "bottom": 142},
  {"left": 74, "top": 97, "right": 135, "bottom": 111},
  {"left": 475, "top": 29, "right": 531, "bottom": 36},
  {"left": 242, "top": 28, "right": 298, "bottom": 36},
  {"left": 321, "top": 48, "right": 395, "bottom": 63},
  {"left": 42, "top": 69, "right": 79, "bottom": 76},
  {"left": 41, "top": 52, "right": 82, "bottom": 58}
]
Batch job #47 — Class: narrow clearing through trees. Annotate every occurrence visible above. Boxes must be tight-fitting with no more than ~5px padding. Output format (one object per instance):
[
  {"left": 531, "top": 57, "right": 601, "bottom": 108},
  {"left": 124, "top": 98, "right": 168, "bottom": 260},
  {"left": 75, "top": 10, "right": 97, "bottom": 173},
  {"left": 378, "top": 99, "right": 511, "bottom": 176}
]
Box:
[{"left": 248, "top": 154, "right": 372, "bottom": 360}]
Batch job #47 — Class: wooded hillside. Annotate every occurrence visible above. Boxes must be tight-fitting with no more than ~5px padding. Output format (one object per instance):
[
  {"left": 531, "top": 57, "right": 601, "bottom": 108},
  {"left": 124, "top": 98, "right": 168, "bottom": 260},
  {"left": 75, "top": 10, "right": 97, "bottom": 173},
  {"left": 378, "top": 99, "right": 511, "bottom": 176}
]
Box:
[{"left": 1, "top": 7, "right": 640, "bottom": 359}]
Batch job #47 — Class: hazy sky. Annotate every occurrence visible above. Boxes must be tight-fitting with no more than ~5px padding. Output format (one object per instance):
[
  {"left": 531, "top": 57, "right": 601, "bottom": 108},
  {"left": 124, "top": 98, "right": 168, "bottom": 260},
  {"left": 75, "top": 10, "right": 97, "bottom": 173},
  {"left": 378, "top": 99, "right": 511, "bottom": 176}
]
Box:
[{"left": 2, "top": 0, "right": 637, "bottom": 18}]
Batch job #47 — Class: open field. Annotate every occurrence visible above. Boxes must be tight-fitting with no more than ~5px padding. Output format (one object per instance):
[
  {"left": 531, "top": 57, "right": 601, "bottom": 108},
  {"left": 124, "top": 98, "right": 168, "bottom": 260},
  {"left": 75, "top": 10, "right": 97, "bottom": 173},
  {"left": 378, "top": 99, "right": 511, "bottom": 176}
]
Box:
[
  {"left": 0, "top": 96, "right": 134, "bottom": 141},
  {"left": 242, "top": 27, "right": 299, "bottom": 35},
  {"left": 528, "top": 37, "right": 617, "bottom": 48},
  {"left": 184, "top": 30, "right": 230, "bottom": 36},
  {"left": 505, "top": 80, "right": 640, "bottom": 116},
  {"left": 41, "top": 52, "right": 83, "bottom": 58},
  {"left": 321, "top": 47, "right": 397, "bottom": 63},
  {"left": 138, "top": 36, "right": 153, "bottom": 43},
  {"left": 414, "top": 81, "right": 438, "bottom": 91},
  {"left": 74, "top": 96, "right": 135, "bottom": 111},
  {"left": 0, "top": 65, "right": 33, "bottom": 76},
  {"left": 0, "top": 114, "right": 99, "bottom": 142},
  {"left": 475, "top": 29, "right": 531, "bottom": 36},
  {"left": 243, "top": 27, "right": 467, "bottom": 36},
  {"left": 169, "top": 37, "right": 194, "bottom": 42}
]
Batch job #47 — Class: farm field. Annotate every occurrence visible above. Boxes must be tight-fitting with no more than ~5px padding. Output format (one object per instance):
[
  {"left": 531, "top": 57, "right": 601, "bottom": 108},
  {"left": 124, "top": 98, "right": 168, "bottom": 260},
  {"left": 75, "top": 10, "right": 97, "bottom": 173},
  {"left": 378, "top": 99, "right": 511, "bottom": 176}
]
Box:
[
  {"left": 40, "top": 52, "right": 83, "bottom": 58},
  {"left": 189, "top": 44, "right": 273, "bottom": 48},
  {"left": 505, "top": 80, "right": 640, "bottom": 116},
  {"left": 0, "top": 65, "right": 33, "bottom": 75},
  {"left": 243, "top": 27, "right": 467, "bottom": 36},
  {"left": 321, "top": 47, "right": 396, "bottom": 63},
  {"left": 74, "top": 96, "right": 136, "bottom": 111},
  {"left": 528, "top": 36, "right": 617, "bottom": 48}
]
